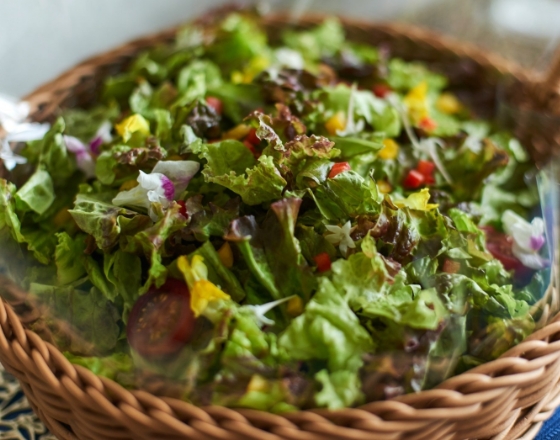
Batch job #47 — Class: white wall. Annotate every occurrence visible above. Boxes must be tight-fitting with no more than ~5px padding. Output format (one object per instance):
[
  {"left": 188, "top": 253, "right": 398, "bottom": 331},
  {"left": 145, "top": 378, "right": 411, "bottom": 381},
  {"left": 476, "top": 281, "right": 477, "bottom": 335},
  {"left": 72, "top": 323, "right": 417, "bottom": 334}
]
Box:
[{"left": 0, "top": 0, "right": 557, "bottom": 98}]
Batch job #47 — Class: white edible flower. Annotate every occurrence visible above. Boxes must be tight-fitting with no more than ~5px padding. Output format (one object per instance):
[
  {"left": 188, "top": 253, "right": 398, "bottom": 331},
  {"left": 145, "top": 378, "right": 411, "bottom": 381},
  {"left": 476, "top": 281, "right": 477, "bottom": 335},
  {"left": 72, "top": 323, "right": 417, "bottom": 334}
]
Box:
[
  {"left": 0, "top": 95, "right": 50, "bottom": 170},
  {"left": 112, "top": 160, "right": 200, "bottom": 221},
  {"left": 502, "top": 210, "right": 549, "bottom": 270},
  {"left": 325, "top": 221, "right": 356, "bottom": 254},
  {"left": 64, "top": 136, "right": 95, "bottom": 178},
  {"left": 417, "top": 137, "right": 453, "bottom": 184},
  {"left": 336, "top": 84, "right": 365, "bottom": 137},
  {"left": 242, "top": 296, "right": 296, "bottom": 328},
  {"left": 274, "top": 48, "right": 305, "bottom": 70},
  {"left": 64, "top": 121, "right": 113, "bottom": 177}
]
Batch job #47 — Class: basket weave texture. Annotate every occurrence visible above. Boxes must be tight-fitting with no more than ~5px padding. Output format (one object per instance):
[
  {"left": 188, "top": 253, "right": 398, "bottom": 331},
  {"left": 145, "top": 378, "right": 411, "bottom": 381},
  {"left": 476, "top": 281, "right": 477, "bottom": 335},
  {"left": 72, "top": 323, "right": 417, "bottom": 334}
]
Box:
[{"left": 1, "top": 14, "right": 560, "bottom": 440}]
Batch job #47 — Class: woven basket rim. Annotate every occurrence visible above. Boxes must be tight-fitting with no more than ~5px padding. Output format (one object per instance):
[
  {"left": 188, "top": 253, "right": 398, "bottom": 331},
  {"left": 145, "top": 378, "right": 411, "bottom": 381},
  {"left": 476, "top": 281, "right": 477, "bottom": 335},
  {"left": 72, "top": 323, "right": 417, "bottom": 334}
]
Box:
[{"left": 1, "top": 13, "right": 560, "bottom": 440}]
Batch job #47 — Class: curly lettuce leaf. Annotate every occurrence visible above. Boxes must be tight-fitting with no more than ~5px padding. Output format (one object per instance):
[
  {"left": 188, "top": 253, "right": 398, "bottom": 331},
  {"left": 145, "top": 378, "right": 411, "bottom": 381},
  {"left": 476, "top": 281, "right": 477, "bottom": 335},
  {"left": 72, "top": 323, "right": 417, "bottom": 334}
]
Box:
[{"left": 69, "top": 194, "right": 151, "bottom": 251}]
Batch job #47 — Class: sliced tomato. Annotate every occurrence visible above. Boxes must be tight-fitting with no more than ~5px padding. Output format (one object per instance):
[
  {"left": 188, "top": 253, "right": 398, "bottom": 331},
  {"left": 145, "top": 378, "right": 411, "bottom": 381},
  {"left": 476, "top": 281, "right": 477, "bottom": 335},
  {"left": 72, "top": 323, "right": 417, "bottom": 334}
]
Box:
[
  {"left": 127, "top": 279, "right": 195, "bottom": 358},
  {"left": 314, "top": 253, "right": 332, "bottom": 272},
  {"left": 373, "top": 84, "right": 391, "bottom": 98},
  {"left": 205, "top": 96, "right": 223, "bottom": 115},
  {"left": 403, "top": 170, "right": 425, "bottom": 189},
  {"left": 416, "top": 160, "right": 436, "bottom": 177},
  {"left": 245, "top": 128, "right": 260, "bottom": 146},
  {"left": 419, "top": 117, "right": 438, "bottom": 132},
  {"left": 177, "top": 200, "right": 188, "bottom": 218},
  {"left": 329, "top": 162, "right": 351, "bottom": 179}
]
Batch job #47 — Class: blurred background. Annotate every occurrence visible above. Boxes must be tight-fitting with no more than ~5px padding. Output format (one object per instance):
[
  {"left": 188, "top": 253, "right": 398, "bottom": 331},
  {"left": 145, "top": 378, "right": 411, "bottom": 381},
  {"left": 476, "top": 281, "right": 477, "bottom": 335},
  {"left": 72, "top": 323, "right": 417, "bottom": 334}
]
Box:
[{"left": 0, "top": 0, "right": 559, "bottom": 97}]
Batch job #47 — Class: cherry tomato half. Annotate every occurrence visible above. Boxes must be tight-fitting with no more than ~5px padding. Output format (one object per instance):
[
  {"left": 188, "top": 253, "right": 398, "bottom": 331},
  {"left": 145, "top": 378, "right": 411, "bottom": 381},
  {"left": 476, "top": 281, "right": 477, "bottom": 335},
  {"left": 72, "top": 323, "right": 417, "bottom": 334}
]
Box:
[
  {"left": 329, "top": 162, "right": 351, "bottom": 179},
  {"left": 403, "top": 170, "right": 425, "bottom": 189},
  {"left": 373, "top": 84, "right": 392, "bottom": 98},
  {"left": 127, "top": 279, "right": 195, "bottom": 358},
  {"left": 245, "top": 128, "right": 261, "bottom": 146},
  {"left": 416, "top": 160, "right": 436, "bottom": 177},
  {"left": 314, "top": 253, "right": 332, "bottom": 273}
]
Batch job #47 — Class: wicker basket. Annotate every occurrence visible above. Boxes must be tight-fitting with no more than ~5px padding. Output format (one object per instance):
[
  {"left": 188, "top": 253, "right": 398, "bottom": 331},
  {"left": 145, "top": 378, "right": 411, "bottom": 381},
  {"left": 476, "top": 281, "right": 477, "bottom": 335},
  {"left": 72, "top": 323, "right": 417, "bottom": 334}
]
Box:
[{"left": 1, "top": 13, "right": 560, "bottom": 440}]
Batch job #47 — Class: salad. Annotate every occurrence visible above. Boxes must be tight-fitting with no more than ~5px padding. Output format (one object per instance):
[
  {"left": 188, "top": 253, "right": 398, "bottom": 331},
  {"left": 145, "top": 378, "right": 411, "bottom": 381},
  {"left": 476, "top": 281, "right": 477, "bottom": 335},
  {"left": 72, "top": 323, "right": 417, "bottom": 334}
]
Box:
[{"left": 0, "top": 8, "right": 552, "bottom": 411}]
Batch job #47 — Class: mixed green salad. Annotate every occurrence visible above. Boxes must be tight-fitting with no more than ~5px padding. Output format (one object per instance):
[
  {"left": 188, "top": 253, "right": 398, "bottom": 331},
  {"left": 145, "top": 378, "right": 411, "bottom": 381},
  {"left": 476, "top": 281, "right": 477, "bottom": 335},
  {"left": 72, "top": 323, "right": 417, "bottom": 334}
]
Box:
[{"left": 0, "top": 9, "right": 552, "bottom": 411}]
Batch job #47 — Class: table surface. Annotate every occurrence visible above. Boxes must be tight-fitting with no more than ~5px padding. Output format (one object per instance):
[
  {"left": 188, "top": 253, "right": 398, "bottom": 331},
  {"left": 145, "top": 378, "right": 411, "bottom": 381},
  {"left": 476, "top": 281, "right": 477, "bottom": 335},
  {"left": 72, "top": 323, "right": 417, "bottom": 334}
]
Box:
[{"left": 0, "top": 364, "right": 558, "bottom": 440}]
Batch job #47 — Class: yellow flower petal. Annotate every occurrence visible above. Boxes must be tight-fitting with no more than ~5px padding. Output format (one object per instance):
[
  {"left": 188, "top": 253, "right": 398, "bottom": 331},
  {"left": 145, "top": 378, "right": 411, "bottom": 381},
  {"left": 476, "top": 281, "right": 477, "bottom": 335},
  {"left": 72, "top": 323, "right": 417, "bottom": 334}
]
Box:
[
  {"left": 115, "top": 114, "right": 151, "bottom": 142},
  {"left": 177, "top": 255, "right": 208, "bottom": 290},
  {"left": 436, "top": 93, "right": 462, "bottom": 115},
  {"left": 404, "top": 81, "right": 430, "bottom": 124},
  {"left": 190, "top": 279, "right": 230, "bottom": 317},
  {"left": 394, "top": 188, "right": 439, "bottom": 211},
  {"left": 218, "top": 242, "right": 234, "bottom": 268},
  {"left": 223, "top": 124, "right": 251, "bottom": 141},
  {"left": 378, "top": 139, "right": 399, "bottom": 160},
  {"left": 325, "top": 112, "right": 347, "bottom": 136}
]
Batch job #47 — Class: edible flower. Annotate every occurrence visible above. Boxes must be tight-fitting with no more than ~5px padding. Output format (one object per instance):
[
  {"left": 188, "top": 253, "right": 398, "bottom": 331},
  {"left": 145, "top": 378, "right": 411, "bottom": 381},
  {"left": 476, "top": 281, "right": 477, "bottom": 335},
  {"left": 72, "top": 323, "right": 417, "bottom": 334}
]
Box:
[
  {"left": 112, "top": 160, "right": 200, "bottom": 220},
  {"left": 115, "top": 114, "right": 150, "bottom": 142},
  {"left": 242, "top": 296, "right": 296, "bottom": 328},
  {"left": 502, "top": 210, "right": 549, "bottom": 270},
  {"left": 64, "top": 121, "right": 113, "bottom": 177},
  {"left": 325, "top": 221, "right": 356, "bottom": 254},
  {"left": 177, "top": 255, "right": 231, "bottom": 317},
  {"left": 403, "top": 81, "right": 430, "bottom": 125},
  {"left": 0, "top": 95, "right": 50, "bottom": 170},
  {"left": 64, "top": 136, "right": 96, "bottom": 177},
  {"left": 378, "top": 139, "right": 399, "bottom": 160},
  {"left": 417, "top": 138, "right": 453, "bottom": 184},
  {"left": 336, "top": 84, "right": 365, "bottom": 137},
  {"left": 89, "top": 121, "right": 113, "bottom": 155}
]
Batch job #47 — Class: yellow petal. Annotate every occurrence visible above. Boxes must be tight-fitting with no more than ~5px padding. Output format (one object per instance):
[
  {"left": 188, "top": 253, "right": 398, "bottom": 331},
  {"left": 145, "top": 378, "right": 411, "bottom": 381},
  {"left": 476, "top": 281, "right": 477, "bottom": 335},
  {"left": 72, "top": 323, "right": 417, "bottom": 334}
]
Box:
[
  {"left": 286, "top": 296, "right": 304, "bottom": 317},
  {"left": 378, "top": 139, "right": 399, "bottom": 160},
  {"left": 436, "top": 93, "right": 462, "bottom": 115},
  {"left": 177, "top": 255, "right": 208, "bottom": 290},
  {"left": 394, "top": 188, "right": 439, "bottom": 211},
  {"left": 190, "top": 280, "right": 231, "bottom": 317},
  {"left": 223, "top": 124, "right": 251, "bottom": 141},
  {"left": 218, "top": 242, "right": 234, "bottom": 268},
  {"left": 115, "top": 114, "right": 151, "bottom": 142},
  {"left": 325, "top": 112, "right": 347, "bottom": 136},
  {"left": 376, "top": 180, "right": 392, "bottom": 194},
  {"left": 404, "top": 81, "right": 430, "bottom": 124}
]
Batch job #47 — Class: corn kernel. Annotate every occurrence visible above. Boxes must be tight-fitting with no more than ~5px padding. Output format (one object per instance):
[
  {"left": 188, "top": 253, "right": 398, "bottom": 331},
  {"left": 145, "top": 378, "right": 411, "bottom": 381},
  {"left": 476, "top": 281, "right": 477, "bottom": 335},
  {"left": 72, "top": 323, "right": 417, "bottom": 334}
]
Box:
[
  {"left": 247, "top": 375, "right": 269, "bottom": 393},
  {"left": 325, "top": 112, "right": 346, "bottom": 136},
  {"left": 53, "top": 208, "right": 72, "bottom": 228},
  {"left": 378, "top": 139, "right": 399, "bottom": 160},
  {"left": 223, "top": 124, "right": 251, "bottom": 141},
  {"left": 377, "top": 180, "right": 392, "bottom": 194},
  {"left": 287, "top": 296, "right": 304, "bottom": 317},
  {"left": 218, "top": 242, "right": 234, "bottom": 268},
  {"left": 436, "top": 93, "right": 462, "bottom": 115},
  {"left": 119, "top": 180, "right": 139, "bottom": 192}
]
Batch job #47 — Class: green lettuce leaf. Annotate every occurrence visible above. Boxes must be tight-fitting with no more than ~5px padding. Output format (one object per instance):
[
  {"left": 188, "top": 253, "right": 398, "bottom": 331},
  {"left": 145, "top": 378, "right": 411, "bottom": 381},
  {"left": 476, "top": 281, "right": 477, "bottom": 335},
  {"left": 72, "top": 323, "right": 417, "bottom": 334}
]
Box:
[
  {"left": 54, "top": 232, "right": 87, "bottom": 285},
  {"left": 15, "top": 168, "right": 55, "bottom": 215},
  {"left": 283, "top": 18, "right": 345, "bottom": 61},
  {"left": 279, "top": 276, "right": 374, "bottom": 372}
]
